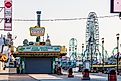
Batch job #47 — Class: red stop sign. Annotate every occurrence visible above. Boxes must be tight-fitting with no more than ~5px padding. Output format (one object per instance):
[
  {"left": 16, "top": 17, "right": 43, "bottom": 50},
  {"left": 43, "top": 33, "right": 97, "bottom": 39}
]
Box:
[{"left": 5, "top": 2, "right": 12, "bottom": 8}]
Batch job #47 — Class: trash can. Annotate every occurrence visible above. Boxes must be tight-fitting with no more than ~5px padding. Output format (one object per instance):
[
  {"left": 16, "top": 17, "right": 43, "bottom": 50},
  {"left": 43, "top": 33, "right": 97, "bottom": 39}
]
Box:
[
  {"left": 57, "top": 67, "right": 62, "bottom": 75},
  {"left": 82, "top": 69, "right": 90, "bottom": 80},
  {"left": 108, "top": 69, "right": 117, "bottom": 81},
  {"left": 68, "top": 68, "right": 74, "bottom": 77}
]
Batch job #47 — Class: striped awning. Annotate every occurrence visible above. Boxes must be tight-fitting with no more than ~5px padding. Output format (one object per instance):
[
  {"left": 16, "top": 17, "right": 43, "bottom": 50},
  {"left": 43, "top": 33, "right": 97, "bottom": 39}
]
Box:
[{"left": 13, "top": 52, "right": 66, "bottom": 57}]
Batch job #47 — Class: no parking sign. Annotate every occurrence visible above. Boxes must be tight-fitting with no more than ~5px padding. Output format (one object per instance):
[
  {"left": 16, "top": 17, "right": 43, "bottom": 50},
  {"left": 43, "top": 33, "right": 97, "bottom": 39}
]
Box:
[{"left": 4, "top": 0, "right": 12, "bottom": 31}]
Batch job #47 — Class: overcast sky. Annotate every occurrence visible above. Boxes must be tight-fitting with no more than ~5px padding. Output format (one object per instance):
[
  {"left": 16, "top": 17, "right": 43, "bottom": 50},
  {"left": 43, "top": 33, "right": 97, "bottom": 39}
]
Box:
[{"left": 0, "top": 0, "right": 121, "bottom": 56}]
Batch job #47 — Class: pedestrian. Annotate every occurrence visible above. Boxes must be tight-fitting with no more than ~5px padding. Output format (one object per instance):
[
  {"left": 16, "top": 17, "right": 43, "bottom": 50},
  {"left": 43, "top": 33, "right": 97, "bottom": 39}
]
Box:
[{"left": 16, "top": 63, "right": 20, "bottom": 74}]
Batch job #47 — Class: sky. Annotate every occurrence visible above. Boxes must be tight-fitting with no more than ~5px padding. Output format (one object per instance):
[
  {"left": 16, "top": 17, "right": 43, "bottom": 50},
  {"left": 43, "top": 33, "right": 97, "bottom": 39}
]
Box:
[{"left": 0, "top": 0, "right": 121, "bottom": 57}]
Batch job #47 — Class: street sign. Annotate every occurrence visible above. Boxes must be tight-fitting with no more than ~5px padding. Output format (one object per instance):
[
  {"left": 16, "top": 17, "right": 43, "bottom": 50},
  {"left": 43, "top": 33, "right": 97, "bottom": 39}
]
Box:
[
  {"left": 5, "top": 1, "right": 12, "bottom": 8},
  {"left": 110, "top": 0, "right": 121, "bottom": 13},
  {"left": 30, "top": 26, "right": 45, "bottom": 36},
  {"left": 4, "top": 0, "right": 12, "bottom": 31}
]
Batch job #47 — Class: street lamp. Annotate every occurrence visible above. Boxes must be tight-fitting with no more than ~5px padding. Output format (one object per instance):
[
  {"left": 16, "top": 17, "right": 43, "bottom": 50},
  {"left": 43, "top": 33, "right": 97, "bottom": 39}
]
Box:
[
  {"left": 90, "top": 42, "right": 93, "bottom": 71},
  {"left": 82, "top": 44, "right": 84, "bottom": 63},
  {"left": 102, "top": 38, "right": 104, "bottom": 73},
  {"left": 116, "top": 33, "right": 120, "bottom": 74}
]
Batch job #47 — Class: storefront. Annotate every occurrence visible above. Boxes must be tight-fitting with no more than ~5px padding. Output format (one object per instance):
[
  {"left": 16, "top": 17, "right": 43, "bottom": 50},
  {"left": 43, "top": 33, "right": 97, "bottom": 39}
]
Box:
[
  {"left": 13, "top": 20, "right": 67, "bottom": 73},
  {"left": 24, "top": 57, "right": 53, "bottom": 74},
  {"left": 13, "top": 45, "right": 67, "bottom": 74}
]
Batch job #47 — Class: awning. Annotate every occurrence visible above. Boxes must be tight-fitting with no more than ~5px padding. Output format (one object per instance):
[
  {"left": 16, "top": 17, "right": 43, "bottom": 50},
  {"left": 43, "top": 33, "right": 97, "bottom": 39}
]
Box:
[{"left": 13, "top": 52, "right": 66, "bottom": 57}]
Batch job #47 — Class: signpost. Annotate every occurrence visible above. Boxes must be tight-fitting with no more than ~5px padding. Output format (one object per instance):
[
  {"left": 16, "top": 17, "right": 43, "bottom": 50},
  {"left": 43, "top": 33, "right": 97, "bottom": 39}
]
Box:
[
  {"left": 110, "top": 0, "right": 121, "bottom": 75},
  {"left": 4, "top": 0, "right": 12, "bottom": 31}
]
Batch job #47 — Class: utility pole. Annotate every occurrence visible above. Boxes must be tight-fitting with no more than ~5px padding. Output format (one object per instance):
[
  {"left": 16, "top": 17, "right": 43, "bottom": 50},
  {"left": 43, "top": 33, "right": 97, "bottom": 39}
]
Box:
[
  {"left": 102, "top": 38, "right": 104, "bottom": 73},
  {"left": 82, "top": 44, "right": 84, "bottom": 64},
  {"left": 36, "top": 11, "right": 41, "bottom": 42},
  {"left": 36, "top": 11, "right": 41, "bottom": 27},
  {"left": 90, "top": 42, "right": 93, "bottom": 72},
  {"left": 116, "top": 33, "right": 120, "bottom": 74}
]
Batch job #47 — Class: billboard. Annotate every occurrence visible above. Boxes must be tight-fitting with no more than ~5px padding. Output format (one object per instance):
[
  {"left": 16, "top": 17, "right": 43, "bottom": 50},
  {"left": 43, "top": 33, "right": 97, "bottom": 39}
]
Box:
[
  {"left": 30, "top": 26, "right": 45, "bottom": 36},
  {"left": 111, "top": 0, "right": 121, "bottom": 13},
  {"left": 4, "top": 0, "right": 12, "bottom": 31}
]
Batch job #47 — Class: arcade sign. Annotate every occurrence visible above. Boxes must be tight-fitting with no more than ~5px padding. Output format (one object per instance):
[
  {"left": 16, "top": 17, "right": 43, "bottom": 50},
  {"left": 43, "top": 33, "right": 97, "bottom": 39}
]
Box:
[
  {"left": 17, "top": 46, "right": 61, "bottom": 52},
  {"left": 30, "top": 26, "right": 45, "bottom": 36},
  {"left": 110, "top": 0, "right": 121, "bottom": 13},
  {"left": 4, "top": 0, "right": 12, "bottom": 31}
]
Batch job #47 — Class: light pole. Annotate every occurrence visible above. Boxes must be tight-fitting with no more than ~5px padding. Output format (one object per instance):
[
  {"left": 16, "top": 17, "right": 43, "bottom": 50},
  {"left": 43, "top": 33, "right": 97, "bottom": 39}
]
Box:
[
  {"left": 90, "top": 42, "right": 93, "bottom": 71},
  {"left": 116, "top": 33, "right": 120, "bottom": 74},
  {"left": 102, "top": 38, "right": 104, "bottom": 73},
  {"left": 82, "top": 44, "right": 84, "bottom": 63}
]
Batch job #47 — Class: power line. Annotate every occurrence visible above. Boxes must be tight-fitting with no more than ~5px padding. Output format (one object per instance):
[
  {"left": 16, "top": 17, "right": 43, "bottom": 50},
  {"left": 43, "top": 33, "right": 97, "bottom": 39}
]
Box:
[
  {"left": 12, "top": 15, "right": 119, "bottom": 21},
  {"left": 0, "top": 15, "right": 118, "bottom": 22}
]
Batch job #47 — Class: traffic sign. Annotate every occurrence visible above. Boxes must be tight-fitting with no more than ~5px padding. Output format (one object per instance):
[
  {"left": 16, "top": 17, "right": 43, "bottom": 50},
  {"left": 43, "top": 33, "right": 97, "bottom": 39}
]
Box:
[
  {"left": 110, "top": 0, "right": 121, "bottom": 13},
  {"left": 4, "top": 0, "right": 12, "bottom": 31},
  {"left": 5, "top": 1, "right": 12, "bottom": 8}
]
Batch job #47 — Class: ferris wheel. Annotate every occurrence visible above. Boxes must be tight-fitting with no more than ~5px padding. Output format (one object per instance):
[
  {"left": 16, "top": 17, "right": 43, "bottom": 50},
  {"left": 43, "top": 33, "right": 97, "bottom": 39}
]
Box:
[{"left": 85, "top": 12, "right": 100, "bottom": 62}]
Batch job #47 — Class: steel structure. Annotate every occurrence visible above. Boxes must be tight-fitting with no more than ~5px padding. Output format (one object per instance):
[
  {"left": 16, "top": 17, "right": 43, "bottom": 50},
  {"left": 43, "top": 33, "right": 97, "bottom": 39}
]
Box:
[
  {"left": 69, "top": 38, "right": 77, "bottom": 61},
  {"left": 85, "top": 12, "right": 100, "bottom": 63}
]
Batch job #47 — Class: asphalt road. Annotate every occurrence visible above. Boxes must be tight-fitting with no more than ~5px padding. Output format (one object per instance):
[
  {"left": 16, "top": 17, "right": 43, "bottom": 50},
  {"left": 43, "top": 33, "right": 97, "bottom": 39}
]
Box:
[
  {"left": 1, "top": 68, "right": 121, "bottom": 81},
  {"left": 8, "top": 74, "right": 39, "bottom": 81}
]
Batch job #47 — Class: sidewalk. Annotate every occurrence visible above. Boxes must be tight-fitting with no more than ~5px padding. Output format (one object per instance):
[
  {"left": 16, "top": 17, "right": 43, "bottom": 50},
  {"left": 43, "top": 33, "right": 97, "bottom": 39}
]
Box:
[
  {"left": 0, "top": 68, "right": 9, "bottom": 73},
  {"left": 0, "top": 69, "right": 9, "bottom": 81}
]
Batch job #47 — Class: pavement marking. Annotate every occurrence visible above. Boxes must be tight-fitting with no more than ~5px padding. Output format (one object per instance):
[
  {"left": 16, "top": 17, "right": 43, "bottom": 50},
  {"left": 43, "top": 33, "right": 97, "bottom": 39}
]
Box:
[
  {"left": 90, "top": 75, "right": 108, "bottom": 80},
  {"left": 74, "top": 73, "right": 108, "bottom": 81},
  {"left": 0, "top": 69, "right": 9, "bottom": 81},
  {"left": 29, "top": 74, "right": 62, "bottom": 80}
]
